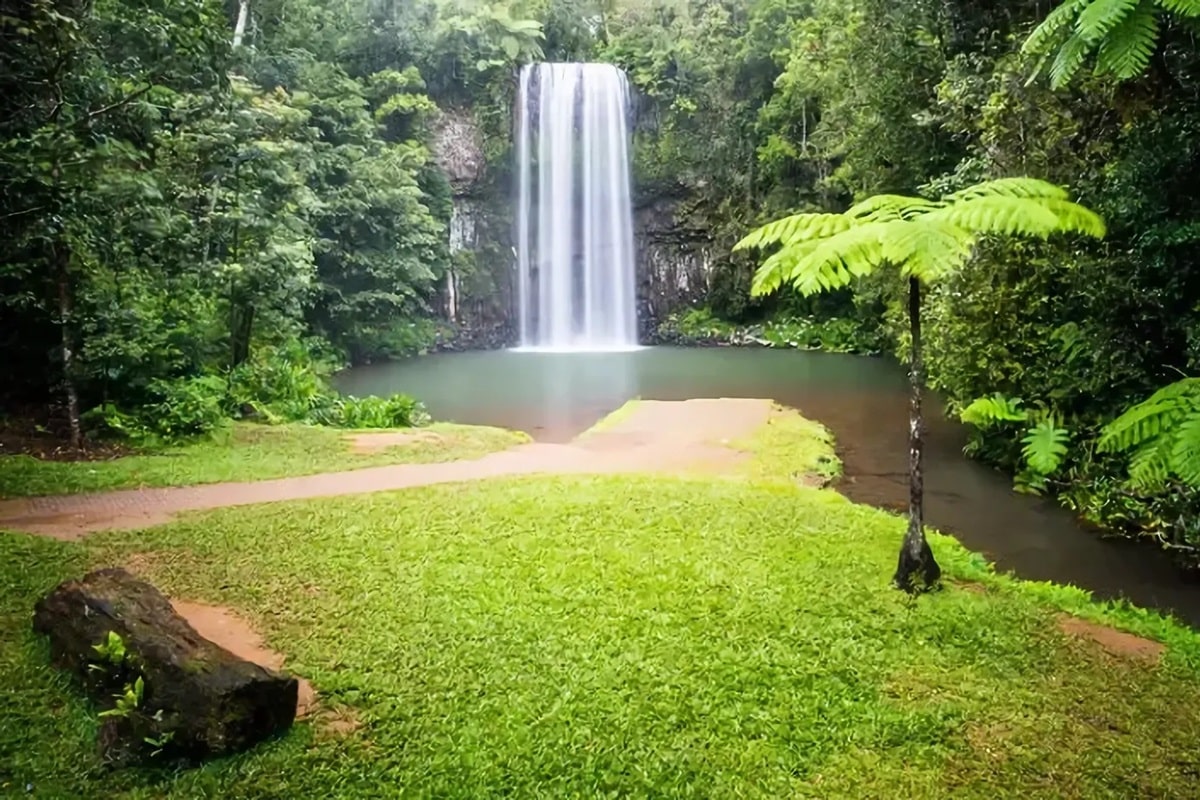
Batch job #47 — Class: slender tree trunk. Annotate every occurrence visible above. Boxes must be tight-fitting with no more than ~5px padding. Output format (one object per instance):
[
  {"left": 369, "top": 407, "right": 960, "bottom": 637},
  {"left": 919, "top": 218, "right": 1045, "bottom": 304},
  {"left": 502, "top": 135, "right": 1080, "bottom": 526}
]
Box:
[
  {"left": 893, "top": 277, "right": 941, "bottom": 592},
  {"left": 233, "top": 0, "right": 250, "bottom": 48},
  {"left": 54, "top": 243, "right": 82, "bottom": 450}
]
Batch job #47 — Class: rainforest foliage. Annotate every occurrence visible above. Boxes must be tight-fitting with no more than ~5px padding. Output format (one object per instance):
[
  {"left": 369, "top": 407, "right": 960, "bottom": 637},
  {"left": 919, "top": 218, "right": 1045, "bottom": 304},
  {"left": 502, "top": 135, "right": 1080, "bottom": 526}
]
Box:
[{"left": 4, "top": 0, "right": 1200, "bottom": 556}]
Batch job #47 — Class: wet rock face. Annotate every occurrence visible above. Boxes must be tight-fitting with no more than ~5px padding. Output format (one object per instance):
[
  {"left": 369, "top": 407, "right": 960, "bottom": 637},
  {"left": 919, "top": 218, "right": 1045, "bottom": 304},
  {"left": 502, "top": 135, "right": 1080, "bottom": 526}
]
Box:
[
  {"left": 634, "top": 198, "right": 716, "bottom": 339},
  {"left": 430, "top": 107, "right": 486, "bottom": 193}
]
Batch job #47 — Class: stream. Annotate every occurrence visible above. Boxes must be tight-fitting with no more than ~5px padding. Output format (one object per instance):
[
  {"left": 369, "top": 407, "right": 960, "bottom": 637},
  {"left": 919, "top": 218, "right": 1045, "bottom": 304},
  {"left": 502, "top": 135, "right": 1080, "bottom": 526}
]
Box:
[{"left": 337, "top": 346, "right": 1200, "bottom": 627}]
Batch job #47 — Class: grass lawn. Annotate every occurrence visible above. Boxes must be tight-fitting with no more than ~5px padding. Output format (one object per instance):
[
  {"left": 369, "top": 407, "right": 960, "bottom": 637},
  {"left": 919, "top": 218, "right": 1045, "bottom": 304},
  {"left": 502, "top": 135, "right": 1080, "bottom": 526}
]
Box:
[
  {"left": 2, "top": 417, "right": 1199, "bottom": 797},
  {"left": 0, "top": 422, "right": 530, "bottom": 498}
]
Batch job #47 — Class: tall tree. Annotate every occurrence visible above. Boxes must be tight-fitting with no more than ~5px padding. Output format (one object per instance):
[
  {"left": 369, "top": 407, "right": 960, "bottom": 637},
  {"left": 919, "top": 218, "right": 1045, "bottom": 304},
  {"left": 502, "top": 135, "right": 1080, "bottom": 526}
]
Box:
[{"left": 734, "top": 177, "right": 1105, "bottom": 590}]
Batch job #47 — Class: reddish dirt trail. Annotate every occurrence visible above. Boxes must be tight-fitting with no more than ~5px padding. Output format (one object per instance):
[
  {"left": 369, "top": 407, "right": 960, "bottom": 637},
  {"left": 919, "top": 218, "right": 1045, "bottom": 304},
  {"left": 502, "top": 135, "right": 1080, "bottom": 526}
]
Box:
[{"left": 0, "top": 399, "right": 772, "bottom": 539}]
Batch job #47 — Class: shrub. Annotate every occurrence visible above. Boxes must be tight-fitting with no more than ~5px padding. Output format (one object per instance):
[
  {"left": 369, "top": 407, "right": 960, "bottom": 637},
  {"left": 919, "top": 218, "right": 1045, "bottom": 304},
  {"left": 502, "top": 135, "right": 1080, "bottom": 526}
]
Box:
[{"left": 311, "top": 394, "right": 431, "bottom": 429}]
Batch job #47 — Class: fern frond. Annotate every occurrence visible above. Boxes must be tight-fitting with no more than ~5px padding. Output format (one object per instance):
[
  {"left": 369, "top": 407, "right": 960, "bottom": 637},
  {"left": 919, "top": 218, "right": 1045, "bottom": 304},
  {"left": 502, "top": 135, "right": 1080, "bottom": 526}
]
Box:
[
  {"left": 926, "top": 196, "right": 1063, "bottom": 238},
  {"left": 1023, "top": 0, "right": 1091, "bottom": 55},
  {"left": 1158, "top": 0, "right": 1200, "bottom": 18},
  {"left": 1041, "top": 198, "right": 1108, "bottom": 238},
  {"left": 945, "top": 177, "right": 1069, "bottom": 202},
  {"left": 960, "top": 394, "right": 1028, "bottom": 427},
  {"left": 1022, "top": 419, "right": 1071, "bottom": 475},
  {"left": 750, "top": 239, "right": 820, "bottom": 297},
  {"left": 1050, "top": 28, "right": 1096, "bottom": 88},
  {"left": 1098, "top": 377, "right": 1200, "bottom": 453},
  {"left": 1127, "top": 437, "right": 1173, "bottom": 491},
  {"left": 733, "top": 213, "right": 852, "bottom": 251},
  {"left": 1095, "top": 0, "right": 1159, "bottom": 78},
  {"left": 788, "top": 223, "right": 885, "bottom": 296},
  {"left": 883, "top": 220, "right": 977, "bottom": 282},
  {"left": 1168, "top": 412, "right": 1200, "bottom": 485},
  {"left": 845, "top": 194, "right": 942, "bottom": 222},
  {"left": 1076, "top": 0, "right": 1141, "bottom": 42}
]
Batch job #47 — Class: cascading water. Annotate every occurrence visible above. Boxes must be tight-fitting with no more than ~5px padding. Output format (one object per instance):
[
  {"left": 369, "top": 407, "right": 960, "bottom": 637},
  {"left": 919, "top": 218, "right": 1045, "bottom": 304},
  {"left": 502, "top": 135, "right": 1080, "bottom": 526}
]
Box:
[{"left": 513, "top": 63, "right": 639, "bottom": 351}]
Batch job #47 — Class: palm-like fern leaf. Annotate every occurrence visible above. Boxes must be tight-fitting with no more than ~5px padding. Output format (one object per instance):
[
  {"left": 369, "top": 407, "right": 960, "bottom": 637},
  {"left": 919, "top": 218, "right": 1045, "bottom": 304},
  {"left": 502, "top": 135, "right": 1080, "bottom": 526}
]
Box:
[
  {"left": 960, "top": 394, "right": 1028, "bottom": 427},
  {"left": 1076, "top": 0, "right": 1141, "bottom": 42},
  {"left": 1049, "top": 28, "right": 1097, "bottom": 88},
  {"left": 1095, "top": 0, "right": 1159, "bottom": 78},
  {"left": 1169, "top": 412, "right": 1200, "bottom": 485},
  {"left": 926, "top": 196, "right": 1064, "bottom": 238},
  {"left": 1098, "top": 377, "right": 1200, "bottom": 453},
  {"left": 1022, "top": 418, "right": 1071, "bottom": 475},
  {"left": 1127, "top": 437, "right": 1173, "bottom": 491},
  {"left": 787, "top": 223, "right": 887, "bottom": 296},
  {"left": 749, "top": 239, "right": 820, "bottom": 297},
  {"left": 884, "top": 220, "right": 977, "bottom": 282},
  {"left": 1157, "top": 0, "right": 1200, "bottom": 18},
  {"left": 734, "top": 213, "right": 851, "bottom": 251},
  {"left": 845, "top": 194, "right": 942, "bottom": 222},
  {"left": 945, "top": 177, "right": 1069, "bottom": 202},
  {"left": 1041, "top": 198, "right": 1109, "bottom": 237},
  {"left": 1023, "top": 0, "right": 1090, "bottom": 56}
]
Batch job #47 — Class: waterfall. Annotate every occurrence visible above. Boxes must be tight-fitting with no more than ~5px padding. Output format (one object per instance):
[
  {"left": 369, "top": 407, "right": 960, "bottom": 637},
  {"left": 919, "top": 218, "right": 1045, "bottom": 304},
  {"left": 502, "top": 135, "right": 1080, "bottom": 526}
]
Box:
[{"left": 514, "top": 63, "right": 639, "bottom": 351}]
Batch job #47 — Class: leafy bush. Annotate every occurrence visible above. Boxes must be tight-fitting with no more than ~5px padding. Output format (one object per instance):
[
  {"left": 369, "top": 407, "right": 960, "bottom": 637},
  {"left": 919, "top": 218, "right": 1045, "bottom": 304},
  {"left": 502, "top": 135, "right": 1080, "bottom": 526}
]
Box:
[
  {"left": 311, "top": 394, "right": 431, "bottom": 429},
  {"left": 227, "top": 341, "right": 340, "bottom": 423},
  {"left": 85, "top": 375, "right": 228, "bottom": 444}
]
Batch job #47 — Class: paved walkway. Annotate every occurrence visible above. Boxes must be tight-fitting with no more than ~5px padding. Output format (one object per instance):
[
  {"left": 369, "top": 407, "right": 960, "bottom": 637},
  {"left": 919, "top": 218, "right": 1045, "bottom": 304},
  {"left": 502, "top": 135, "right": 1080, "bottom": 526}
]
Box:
[{"left": 0, "top": 399, "right": 774, "bottom": 539}]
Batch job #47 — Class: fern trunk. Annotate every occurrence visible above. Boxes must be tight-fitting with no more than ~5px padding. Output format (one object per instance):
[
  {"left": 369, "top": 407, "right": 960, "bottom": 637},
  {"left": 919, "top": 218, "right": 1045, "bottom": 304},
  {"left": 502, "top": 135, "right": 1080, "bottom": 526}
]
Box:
[{"left": 894, "top": 277, "right": 941, "bottom": 593}]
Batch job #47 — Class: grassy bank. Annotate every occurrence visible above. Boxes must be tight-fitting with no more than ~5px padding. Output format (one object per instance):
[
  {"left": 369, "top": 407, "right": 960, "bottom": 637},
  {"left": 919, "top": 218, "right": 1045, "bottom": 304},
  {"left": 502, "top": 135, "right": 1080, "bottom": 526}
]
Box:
[
  {"left": 0, "top": 422, "right": 529, "bottom": 498},
  {"left": 2, "top": 410, "right": 1198, "bottom": 797}
]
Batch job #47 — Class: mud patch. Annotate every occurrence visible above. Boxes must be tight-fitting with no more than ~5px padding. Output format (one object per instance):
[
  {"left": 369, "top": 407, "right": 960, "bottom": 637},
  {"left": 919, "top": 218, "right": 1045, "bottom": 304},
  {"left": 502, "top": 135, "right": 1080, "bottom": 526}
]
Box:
[
  {"left": 346, "top": 430, "right": 445, "bottom": 454},
  {"left": 1057, "top": 614, "right": 1164, "bottom": 664}
]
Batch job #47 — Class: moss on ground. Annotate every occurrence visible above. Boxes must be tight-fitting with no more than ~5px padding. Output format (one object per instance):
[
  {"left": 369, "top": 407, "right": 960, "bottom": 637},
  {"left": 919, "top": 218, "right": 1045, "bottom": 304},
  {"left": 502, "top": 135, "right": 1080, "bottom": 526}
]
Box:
[
  {"left": 0, "top": 422, "right": 529, "bottom": 498},
  {"left": 730, "top": 402, "right": 842, "bottom": 484},
  {"left": 2, "top": 409, "right": 1199, "bottom": 797}
]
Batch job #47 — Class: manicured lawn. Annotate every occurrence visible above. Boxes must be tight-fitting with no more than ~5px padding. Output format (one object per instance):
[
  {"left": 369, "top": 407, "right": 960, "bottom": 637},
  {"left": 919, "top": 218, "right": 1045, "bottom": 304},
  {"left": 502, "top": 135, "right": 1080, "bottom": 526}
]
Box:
[
  {"left": 3, "top": 472, "right": 1199, "bottom": 797},
  {"left": 0, "top": 422, "right": 529, "bottom": 498}
]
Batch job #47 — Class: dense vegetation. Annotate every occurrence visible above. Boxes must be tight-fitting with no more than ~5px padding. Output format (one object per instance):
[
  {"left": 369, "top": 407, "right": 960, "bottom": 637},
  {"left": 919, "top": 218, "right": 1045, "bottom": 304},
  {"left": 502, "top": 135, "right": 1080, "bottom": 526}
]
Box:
[{"left": 4, "top": 0, "right": 1200, "bottom": 559}]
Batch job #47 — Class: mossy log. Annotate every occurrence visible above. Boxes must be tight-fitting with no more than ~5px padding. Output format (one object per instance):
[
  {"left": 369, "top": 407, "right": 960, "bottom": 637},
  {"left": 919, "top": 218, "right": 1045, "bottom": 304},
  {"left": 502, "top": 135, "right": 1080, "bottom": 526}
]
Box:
[{"left": 33, "top": 567, "right": 298, "bottom": 765}]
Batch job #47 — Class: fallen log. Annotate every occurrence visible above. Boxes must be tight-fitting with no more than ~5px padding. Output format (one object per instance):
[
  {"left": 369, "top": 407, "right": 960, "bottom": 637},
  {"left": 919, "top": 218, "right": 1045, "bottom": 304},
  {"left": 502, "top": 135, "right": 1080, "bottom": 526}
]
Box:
[{"left": 33, "top": 567, "right": 298, "bottom": 765}]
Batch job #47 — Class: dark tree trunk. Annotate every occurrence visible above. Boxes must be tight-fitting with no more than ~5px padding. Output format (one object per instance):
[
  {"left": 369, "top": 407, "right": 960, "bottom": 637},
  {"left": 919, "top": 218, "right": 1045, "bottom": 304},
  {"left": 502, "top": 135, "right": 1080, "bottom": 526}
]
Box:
[
  {"left": 54, "top": 242, "right": 82, "bottom": 450},
  {"left": 893, "top": 277, "right": 941, "bottom": 592},
  {"left": 33, "top": 568, "right": 298, "bottom": 766}
]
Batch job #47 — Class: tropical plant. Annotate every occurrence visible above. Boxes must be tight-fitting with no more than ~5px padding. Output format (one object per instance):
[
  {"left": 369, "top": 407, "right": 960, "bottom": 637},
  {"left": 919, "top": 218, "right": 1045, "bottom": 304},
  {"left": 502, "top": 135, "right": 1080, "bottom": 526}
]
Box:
[
  {"left": 1097, "top": 377, "right": 1200, "bottom": 489},
  {"left": 1022, "top": 0, "right": 1200, "bottom": 88},
  {"left": 735, "top": 177, "right": 1106, "bottom": 592},
  {"left": 959, "top": 392, "right": 1073, "bottom": 493}
]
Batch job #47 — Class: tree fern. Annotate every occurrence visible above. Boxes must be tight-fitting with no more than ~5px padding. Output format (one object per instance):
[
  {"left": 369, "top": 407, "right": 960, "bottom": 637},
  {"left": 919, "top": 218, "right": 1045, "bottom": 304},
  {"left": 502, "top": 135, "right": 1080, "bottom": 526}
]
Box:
[
  {"left": 1075, "top": 0, "right": 1142, "bottom": 42},
  {"left": 736, "top": 179, "right": 1104, "bottom": 593}
]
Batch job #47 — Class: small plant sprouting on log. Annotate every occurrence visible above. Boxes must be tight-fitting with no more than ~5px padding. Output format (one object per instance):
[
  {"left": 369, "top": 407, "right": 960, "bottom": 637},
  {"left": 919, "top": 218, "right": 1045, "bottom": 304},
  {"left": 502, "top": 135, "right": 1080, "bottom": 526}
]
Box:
[
  {"left": 89, "top": 630, "right": 128, "bottom": 671},
  {"left": 98, "top": 676, "right": 144, "bottom": 719}
]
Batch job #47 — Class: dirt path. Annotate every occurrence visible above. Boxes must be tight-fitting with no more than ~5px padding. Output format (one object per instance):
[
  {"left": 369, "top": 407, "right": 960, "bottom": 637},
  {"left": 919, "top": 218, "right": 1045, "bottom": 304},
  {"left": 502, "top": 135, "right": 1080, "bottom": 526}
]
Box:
[{"left": 0, "top": 399, "right": 772, "bottom": 539}]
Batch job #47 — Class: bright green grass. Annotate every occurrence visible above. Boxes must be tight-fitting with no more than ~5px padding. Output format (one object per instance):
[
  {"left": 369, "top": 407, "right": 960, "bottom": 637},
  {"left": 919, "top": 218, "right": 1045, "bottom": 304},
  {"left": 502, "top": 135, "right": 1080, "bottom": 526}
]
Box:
[
  {"left": 731, "top": 403, "right": 842, "bottom": 484},
  {"left": 3, "top": 477, "right": 1199, "bottom": 798},
  {"left": 0, "top": 422, "right": 530, "bottom": 498}
]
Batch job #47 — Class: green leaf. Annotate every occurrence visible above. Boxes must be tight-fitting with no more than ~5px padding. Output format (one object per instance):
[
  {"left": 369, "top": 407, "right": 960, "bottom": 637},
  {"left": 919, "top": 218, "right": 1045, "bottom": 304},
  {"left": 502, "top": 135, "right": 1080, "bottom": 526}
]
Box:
[
  {"left": 1075, "top": 0, "right": 1141, "bottom": 42},
  {"left": 1021, "top": 419, "right": 1071, "bottom": 475},
  {"left": 501, "top": 35, "right": 520, "bottom": 60},
  {"left": 1049, "top": 29, "right": 1096, "bottom": 88},
  {"left": 960, "top": 394, "right": 1029, "bottom": 427},
  {"left": 1023, "top": 0, "right": 1090, "bottom": 55},
  {"left": 1094, "top": 0, "right": 1159, "bottom": 78}
]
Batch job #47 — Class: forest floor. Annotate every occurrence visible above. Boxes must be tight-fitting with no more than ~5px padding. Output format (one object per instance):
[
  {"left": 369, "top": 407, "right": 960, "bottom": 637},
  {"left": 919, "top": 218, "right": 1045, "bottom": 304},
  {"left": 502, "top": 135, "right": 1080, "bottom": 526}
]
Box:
[{"left": 2, "top": 402, "right": 1200, "bottom": 797}]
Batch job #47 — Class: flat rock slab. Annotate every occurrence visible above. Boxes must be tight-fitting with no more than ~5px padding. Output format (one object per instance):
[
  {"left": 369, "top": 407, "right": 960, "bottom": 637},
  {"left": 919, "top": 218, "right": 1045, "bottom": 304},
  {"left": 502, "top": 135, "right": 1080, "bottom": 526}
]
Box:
[
  {"left": 0, "top": 398, "right": 775, "bottom": 538},
  {"left": 33, "top": 568, "right": 298, "bottom": 764}
]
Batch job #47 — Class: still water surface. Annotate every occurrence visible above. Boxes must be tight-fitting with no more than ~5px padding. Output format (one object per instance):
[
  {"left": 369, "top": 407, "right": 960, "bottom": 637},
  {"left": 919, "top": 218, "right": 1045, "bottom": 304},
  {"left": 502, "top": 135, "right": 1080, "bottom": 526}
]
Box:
[{"left": 338, "top": 346, "right": 1200, "bottom": 626}]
